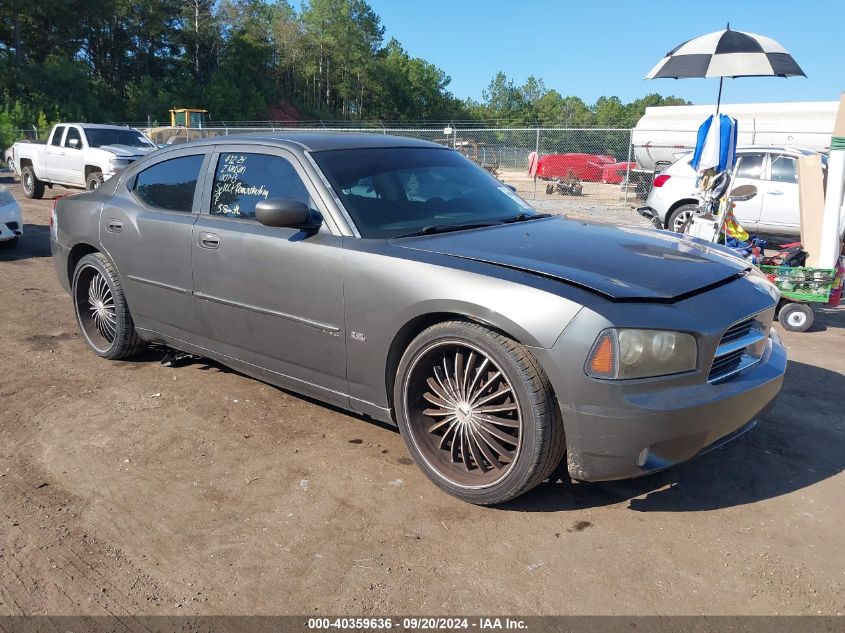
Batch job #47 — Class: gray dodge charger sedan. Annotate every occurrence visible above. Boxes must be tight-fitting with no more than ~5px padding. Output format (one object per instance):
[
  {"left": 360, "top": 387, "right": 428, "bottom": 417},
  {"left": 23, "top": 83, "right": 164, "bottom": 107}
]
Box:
[{"left": 50, "top": 133, "right": 787, "bottom": 505}]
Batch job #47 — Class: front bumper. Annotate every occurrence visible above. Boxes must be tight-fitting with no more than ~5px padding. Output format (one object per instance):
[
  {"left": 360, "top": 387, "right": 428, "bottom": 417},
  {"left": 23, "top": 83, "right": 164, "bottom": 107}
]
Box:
[
  {"left": 566, "top": 330, "right": 784, "bottom": 481},
  {"left": 0, "top": 201, "right": 22, "bottom": 242},
  {"left": 532, "top": 278, "right": 787, "bottom": 481}
]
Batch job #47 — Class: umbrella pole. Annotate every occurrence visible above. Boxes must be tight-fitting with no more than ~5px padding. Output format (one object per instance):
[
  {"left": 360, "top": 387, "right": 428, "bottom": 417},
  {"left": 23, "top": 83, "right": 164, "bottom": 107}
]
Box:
[{"left": 716, "top": 77, "right": 724, "bottom": 114}]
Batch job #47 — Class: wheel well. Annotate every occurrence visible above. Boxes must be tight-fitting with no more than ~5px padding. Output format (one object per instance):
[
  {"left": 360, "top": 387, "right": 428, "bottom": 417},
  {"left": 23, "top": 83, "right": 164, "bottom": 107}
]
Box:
[
  {"left": 19, "top": 158, "right": 32, "bottom": 170},
  {"left": 67, "top": 243, "right": 100, "bottom": 286},
  {"left": 85, "top": 165, "right": 102, "bottom": 179},
  {"left": 384, "top": 312, "right": 517, "bottom": 418},
  {"left": 666, "top": 199, "right": 698, "bottom": 228}
]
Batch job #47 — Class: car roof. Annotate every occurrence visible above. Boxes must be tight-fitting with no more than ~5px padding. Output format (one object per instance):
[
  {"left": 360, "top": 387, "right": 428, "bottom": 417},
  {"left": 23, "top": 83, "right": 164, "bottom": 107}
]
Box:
[
  {"left": 57, "top": 123, "right": 141, "bottom": 131},
  {"left": 736, "top": 145, "right": 819, "bottom": 155},
  {"left": 163, "top": 132, "right": 446, "bottom": 152}
]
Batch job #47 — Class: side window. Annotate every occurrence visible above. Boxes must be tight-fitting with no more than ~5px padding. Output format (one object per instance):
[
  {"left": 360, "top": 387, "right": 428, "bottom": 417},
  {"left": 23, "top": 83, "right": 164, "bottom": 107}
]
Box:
[
  {"left": 64, "top": 127, "right": 82, "bottom": 149},
  {"left": 132, "top": 154, "right": 204, "bottom": 212},
  {"left": 211, "top": 152, "right": 310, "bottom": 219},
  {"left": 771, "top": 155, "right": 797, "bottom": 184},
  {"left": 736, "top": 153, "right": 765, "bottom": 180},
  {"left": 50, "top": 127, "right": 66, "bottom": 147}
]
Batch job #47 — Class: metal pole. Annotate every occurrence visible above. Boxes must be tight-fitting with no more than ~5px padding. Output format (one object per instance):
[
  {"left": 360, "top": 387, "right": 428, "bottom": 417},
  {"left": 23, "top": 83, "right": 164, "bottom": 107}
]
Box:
[
  {"left": 716, "top": 77, "right": 724, "bottom": 114},
  {"left": 533, "top": 127, "right": 540, "bottom": 200},
  {"left": 624, "top": 131, "right": 634, "bottom": 204}
]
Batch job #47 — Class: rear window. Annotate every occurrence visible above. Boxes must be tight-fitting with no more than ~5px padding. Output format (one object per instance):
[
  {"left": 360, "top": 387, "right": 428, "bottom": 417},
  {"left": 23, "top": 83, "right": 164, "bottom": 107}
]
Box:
[{"left": 132, "top": 155, "right": 204, "bottom": 212}]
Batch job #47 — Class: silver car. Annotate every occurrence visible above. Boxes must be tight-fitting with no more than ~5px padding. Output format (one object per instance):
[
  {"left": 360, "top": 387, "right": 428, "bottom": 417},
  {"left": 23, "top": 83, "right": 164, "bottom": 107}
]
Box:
[
  {"left": 50, "top": 134, "right": 787, "bottom": 505},
  {"left": 642, "top": 145, "right": 823, "bottom": 236}
]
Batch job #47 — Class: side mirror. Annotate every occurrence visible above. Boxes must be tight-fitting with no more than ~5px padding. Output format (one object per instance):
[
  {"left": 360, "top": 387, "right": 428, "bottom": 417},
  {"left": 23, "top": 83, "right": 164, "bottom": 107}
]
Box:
[
  {"left": 729, "top": 184, "right": 757, "bottom": 202},
  {"left": 68, "top": 138, "right": 80, "bottom": 149},
  {"left": 255, "top": 198, "right": 318, "bottom": 230}
]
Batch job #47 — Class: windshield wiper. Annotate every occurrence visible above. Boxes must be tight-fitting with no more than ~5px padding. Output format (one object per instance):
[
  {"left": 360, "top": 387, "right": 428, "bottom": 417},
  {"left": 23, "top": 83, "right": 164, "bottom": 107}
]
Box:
[
  {"left": 394, "top": 221, "right": 503, "bottom": 239},
  {"left": 501, "top": 212, "right": 552, "bottom": 223}
]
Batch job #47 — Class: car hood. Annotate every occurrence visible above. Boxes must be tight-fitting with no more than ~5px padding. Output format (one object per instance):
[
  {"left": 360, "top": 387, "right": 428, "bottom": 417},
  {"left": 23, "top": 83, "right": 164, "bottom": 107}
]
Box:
[
  {"left": 390, "top": 216, "right": 750, "bottom": 301},
  {"left": 97, "top": 145, "right": 157, "bottom": 158}
]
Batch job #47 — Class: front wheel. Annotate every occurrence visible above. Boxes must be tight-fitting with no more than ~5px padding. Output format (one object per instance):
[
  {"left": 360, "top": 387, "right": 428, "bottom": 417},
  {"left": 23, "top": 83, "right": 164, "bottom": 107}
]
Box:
[
  {"left": 72, "top": 252, "right": 145, "bottom": 359},
  {"left": 778, "top": 302, "right": 814, "bottom": 332},
  {"left": 394, "top": 321, "right": 566, "bottom": 505}
]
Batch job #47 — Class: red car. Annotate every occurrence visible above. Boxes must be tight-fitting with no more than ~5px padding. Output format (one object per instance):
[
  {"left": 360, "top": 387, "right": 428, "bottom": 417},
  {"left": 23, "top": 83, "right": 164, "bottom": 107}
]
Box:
[
  {"left": 534, "top": 153, "right": 616, "bottom": 182},
  {"left": 601, "top": 161, "right": 638, "bottom": 184}
]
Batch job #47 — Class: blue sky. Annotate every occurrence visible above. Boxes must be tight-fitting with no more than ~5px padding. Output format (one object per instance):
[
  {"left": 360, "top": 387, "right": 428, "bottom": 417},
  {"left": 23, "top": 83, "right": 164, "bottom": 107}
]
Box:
[{"left": 368, "top": 0, "right": 843, "bottom": 107}]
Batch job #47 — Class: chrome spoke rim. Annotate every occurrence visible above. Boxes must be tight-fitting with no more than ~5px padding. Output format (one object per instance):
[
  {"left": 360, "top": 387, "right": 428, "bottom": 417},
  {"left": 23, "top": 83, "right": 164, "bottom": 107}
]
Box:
[
  {"left": 75, "top": 265, "right": 117, "bottom": 352},
  {"left": 405, "top": 341, "right": 523, "bottom": 488}
]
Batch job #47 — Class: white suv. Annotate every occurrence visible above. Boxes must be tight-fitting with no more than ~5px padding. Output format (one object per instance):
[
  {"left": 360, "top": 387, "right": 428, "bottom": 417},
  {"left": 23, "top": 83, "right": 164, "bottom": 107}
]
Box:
[{"left": 641, "top": 146, "right": 824, "bottom": 237}]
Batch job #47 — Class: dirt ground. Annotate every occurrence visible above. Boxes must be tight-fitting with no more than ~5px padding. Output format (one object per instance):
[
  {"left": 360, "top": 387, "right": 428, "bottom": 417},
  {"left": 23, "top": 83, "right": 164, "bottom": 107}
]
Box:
[{"left": 1, "top": 172, "right": 843, "bottom": 617}]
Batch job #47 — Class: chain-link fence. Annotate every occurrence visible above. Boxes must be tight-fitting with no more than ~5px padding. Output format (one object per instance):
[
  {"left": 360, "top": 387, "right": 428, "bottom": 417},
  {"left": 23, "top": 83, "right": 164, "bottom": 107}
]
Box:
[{"left": 4, "top": 122, "right": 833, "bottom": 210}]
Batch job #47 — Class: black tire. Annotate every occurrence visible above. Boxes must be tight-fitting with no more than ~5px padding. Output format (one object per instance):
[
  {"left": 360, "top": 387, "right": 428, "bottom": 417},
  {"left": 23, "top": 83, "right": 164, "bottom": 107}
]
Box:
[
  {"left": 21, "top": 165, "right": 44, "bottom": 199},
  {"left": 394, "top": 320, "right": 566, "bottom": 505},
  {"left": 667, "top": 203, "right": 697, "bottom": 233},
  {"left": 86, "top": 171, "right": 104, "bottom": 191},
  {"left": 778, "top": 302, "right": 814, "bottom": 332},
  {"left": 72, "top": 252, "right": 145, "bottom": 359}
]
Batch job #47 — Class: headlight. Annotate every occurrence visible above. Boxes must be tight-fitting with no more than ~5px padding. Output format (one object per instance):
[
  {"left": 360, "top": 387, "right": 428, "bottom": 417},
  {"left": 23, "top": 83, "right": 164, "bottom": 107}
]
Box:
[
  {"left": 586, "top": 328, "right": 698, "bottom": 379},
  {"left": 0, "top": 186, "right": 14, "bottom": 207},
  {"left": 108, "top": 158, "right": 129, "bottom": 170}
]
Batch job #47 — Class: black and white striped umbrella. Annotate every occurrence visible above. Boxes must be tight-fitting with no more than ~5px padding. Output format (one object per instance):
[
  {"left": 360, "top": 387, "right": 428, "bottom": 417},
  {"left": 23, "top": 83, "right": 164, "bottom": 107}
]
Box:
[{"left": 646, "top": 26, "right": 805, "bottom": 80}]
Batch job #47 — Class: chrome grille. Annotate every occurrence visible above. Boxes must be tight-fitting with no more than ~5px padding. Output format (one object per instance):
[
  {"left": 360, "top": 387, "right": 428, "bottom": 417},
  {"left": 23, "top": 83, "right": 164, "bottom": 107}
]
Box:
[
  {"left": 720, "top": 318, "right": 753, "bottom": 344},
  {"left": 708, "top": 313, "right": 770, "bottom": 383}
]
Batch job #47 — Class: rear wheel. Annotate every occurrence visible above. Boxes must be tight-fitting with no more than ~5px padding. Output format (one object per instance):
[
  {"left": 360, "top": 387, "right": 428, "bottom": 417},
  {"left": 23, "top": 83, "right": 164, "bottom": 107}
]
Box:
[
  {"left": 394, "top": 321, "right": 566, "bottom": 505},
  {"left": 667, "top": 203, "right": 697, "bottom": 233},
  {"left": 778, "top": 302, "right": 814, "bottom": 332},
  {"left": 21, "top": 166, "right": 44, "bottom": 199},
  {"left": 86, "top": 171, "right": 104, "bottom": 191},
  {"left": 72, "top": 252, "right": 145, "bottom": 359}
]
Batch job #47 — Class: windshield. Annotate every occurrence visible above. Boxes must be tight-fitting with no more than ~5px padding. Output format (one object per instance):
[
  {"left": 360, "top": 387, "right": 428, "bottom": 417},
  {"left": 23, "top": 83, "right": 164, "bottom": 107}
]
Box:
[
  {"left": 311, "top": 147, "right": 537, "bottom": 238},
  {"left": 85, "top": 128, "right": 154, "bottom": 149}
]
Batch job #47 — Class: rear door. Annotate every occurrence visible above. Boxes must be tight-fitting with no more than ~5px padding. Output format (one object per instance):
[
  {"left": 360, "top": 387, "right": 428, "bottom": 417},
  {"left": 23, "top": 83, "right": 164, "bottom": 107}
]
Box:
[
  {"left": 99, "top": 148, "right": 211, "bottom": 341},
  {"left": 44, "top": 126, "right": 66, "bottom": 181},
  {"left": 190, "top": 145, "right": 348, "bottom": 403},
  {"left": 758, "top": 153, "right": 800, "bottom": 235},
  {"left": 729, "top": 152, "right": 766, "bottom": 232}
]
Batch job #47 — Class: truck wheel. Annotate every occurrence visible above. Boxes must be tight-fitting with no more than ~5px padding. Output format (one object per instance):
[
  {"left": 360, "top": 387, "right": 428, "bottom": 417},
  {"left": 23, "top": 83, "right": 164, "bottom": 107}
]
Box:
[
  {"left": 667, "top": 203, "right": 697, "bottom": 232},
  {"left": 72, "top": 252, "right": 145, "bottom": 359},
  {"left": 394, "top": 320, "right": 566, "bottom": 505},
  {"left": 778, "top": 302, "right": 814, "bottom": 332},
  {"left": 21, "top": 166, "right": 45, "bottom": 199},
  {"left": 86, "top": 171, "right": 104, "bottom": 191}
]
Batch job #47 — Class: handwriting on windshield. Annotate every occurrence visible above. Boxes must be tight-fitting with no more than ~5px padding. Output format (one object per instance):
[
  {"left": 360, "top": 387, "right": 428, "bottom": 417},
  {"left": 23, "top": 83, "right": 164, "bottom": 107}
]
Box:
[{"left": 212, "top": 154, "right": 270, "bottom": 215}]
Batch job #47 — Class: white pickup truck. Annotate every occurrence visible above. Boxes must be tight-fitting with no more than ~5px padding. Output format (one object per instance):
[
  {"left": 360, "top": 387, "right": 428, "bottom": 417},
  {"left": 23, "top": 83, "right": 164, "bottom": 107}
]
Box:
[{"left": 13, "top": 123, "right": 157, "bottom": 198}]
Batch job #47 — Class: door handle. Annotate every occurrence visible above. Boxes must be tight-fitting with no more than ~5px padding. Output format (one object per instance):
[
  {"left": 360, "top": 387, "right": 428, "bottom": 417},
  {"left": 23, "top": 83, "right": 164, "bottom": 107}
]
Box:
[
  {"left": 198, "top": 231, "right": 220, "bottom": 249},
  {"left": 106, "top": 219, "right": 123, "bottom": 233},
  {"left": 769, "top": 190, "right": 784, "bottom": 195}
]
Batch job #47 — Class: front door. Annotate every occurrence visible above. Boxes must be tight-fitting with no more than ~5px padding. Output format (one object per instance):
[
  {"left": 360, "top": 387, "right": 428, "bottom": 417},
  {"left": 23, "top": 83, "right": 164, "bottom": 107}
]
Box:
[
  {"left": 53, "top": 127, "right": 85, "bottom": 185},
  {"left": 191, "top": 146, "right": 347, "bottom": 403},
  {"left": 99, "top": 150, "right": 210, "bottom": 341}
]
